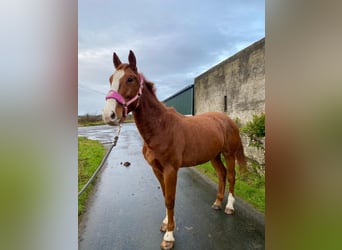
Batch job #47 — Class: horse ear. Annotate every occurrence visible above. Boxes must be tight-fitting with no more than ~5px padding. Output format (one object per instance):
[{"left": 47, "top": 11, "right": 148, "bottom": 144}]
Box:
[
  {"left": 128, "top": 50, "right": 137, "bottom": 72},
  {"left": 113, "top": 52, "right": 122, "bottom": 69}
]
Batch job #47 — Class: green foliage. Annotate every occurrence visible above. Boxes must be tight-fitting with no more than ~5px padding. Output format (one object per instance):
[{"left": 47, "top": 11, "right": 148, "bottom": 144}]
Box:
[
  {"left": 242, "top": 113, "right": 265, "bottom": 137},
  {"left": 241, "top": 113, "right": 265, "bottom": 149},
  {"left": 196, "top": 160, "right": 265, "bottom": 213},
  {"left": 78, "top": 136, "right": 106, "bottom": 217}
]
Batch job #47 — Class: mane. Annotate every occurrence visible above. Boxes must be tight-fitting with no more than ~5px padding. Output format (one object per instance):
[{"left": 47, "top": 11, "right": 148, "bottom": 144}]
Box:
[
  {"left": 141, "top": 75, "right": 183, "bottom": 118},
  {"left": 144, "top": 79, "right": 157, "bottom": 98}
]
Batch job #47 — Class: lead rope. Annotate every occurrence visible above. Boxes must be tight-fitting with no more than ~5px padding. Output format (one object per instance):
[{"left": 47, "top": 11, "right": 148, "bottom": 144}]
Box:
[{"left": 78, "top": 124, "right": 122, "bottom": 197}]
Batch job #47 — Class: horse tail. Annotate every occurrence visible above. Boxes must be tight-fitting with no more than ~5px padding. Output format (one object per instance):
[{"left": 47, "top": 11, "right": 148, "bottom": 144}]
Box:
[{"left": 236, "top": 140, "right": 248, "bottom": 174}]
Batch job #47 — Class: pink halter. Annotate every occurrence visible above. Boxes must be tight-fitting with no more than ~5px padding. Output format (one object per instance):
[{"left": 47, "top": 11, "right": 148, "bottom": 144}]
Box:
[{"left": 105, "top": 73, "right": 144, "bottom": 117}]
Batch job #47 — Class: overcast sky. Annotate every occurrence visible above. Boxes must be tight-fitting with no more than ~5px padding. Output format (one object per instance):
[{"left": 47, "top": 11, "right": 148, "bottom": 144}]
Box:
[{"left": 78, "top": 0, "right": 264, "bottom": 115}]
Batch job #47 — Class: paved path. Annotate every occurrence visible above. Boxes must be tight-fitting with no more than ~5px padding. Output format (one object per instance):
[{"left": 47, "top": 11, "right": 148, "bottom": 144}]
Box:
[{"left": 78, "top": 124, "right": 264, "bottom": 250}]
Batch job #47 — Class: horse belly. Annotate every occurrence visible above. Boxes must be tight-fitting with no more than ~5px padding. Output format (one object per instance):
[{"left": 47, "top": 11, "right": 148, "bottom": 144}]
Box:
[{"left": 181, "top": 136, "right": 223, "bottom": 167}]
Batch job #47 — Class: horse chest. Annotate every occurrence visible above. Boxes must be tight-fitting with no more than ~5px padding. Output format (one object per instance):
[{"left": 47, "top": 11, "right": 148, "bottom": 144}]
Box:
[{"left": 143, "top": 143, "right": 181, "bottom": 167}]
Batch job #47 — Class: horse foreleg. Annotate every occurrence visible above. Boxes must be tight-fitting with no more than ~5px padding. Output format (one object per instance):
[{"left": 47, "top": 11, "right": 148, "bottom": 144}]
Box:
[
  {"left": 151, "top": 167, "right": 169, "bottom": 232},
  {"left": 160, "top": 167, "right": 178, "bottom": 250},
  {"left": 224, "top": 155, "right": 236, "bottom": 215},
  {"left": 210, "top": 154, "right": 227, "bottom": 210}
]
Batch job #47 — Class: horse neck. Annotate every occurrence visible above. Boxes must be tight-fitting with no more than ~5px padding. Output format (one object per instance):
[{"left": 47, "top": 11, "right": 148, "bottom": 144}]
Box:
[{"left": 133, "top": 84, "right": 168, "bottom": 144}]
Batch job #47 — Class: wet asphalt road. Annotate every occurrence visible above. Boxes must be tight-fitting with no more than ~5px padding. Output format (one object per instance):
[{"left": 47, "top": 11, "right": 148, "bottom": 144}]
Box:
[{"left": 78, "top": 124, "right": 264, "bottom": 250}]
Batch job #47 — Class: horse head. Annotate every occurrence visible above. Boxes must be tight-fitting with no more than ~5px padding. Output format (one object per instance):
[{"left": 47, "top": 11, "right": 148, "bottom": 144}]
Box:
[{"left": 102, "top": 50, "right": 144, "bottom": 125}]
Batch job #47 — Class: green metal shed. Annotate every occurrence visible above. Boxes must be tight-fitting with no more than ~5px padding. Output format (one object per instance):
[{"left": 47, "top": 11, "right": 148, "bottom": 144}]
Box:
[{"left": 163, "top": 85, "right": 194, "bottom": 115}]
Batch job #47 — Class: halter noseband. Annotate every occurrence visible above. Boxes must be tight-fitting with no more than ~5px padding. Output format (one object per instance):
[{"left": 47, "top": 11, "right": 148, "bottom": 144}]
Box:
[{"left": 105, "top": 73, "right": 144, "bottom": 117}]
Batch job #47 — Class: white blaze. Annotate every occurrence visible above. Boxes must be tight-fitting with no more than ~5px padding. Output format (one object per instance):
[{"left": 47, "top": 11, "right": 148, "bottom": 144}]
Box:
[
  {"left": 102, "top": 70, "right": 124, "bottom": 123},
  {"left": 111, "top": 70, "right": 124, "bottom": 92}
]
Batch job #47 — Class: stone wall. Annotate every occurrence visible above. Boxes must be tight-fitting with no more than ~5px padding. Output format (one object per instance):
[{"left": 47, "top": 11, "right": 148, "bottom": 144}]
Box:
[
  {"left": 241, "top": 134, "right": 265, "bottom": 175},
  {"left": 194, "top": 38, "right": 265, "bottom": 125},
  {"left": 194, "top": 38, "right": 265, "bottom": 169}
]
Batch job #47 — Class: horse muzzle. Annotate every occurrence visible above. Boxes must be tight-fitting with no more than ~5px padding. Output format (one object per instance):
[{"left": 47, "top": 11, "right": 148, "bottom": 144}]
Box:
[{"left": 102, "top": 99, "right": 122, "bottom": 126}]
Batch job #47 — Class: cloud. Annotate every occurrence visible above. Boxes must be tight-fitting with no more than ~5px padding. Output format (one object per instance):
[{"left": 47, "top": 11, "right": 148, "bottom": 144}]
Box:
[
  {"left": 78, "top": 47, "right": 112, "bottom": 63},
  {"left": 78, "top": 0, "right": 265, "bottom": 114}
]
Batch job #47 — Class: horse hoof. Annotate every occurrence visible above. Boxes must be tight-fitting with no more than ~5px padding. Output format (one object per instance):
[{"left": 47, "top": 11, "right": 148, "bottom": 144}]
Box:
[
  {"left": 160, "top": 240, "right": 174, "bottom": 250},
  {"left": 211, "top": 204, "right": 222, "bottom": 210},
  {"left": 160, "top": 223, "right": 167, "bottom": 232},
  {"left": 224, "top": 208, "right": 235, "bottom": 215}
]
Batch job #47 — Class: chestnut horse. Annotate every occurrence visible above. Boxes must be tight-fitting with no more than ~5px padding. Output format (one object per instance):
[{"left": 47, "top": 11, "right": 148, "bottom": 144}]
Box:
[{"left": 102, "top": 51, "right": 247, "bottom": 250}]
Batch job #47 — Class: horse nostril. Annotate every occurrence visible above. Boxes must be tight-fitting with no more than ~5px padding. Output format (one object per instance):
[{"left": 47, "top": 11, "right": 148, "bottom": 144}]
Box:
[{"left": 110, "top": 112, "right": 116, "bottom": 120}]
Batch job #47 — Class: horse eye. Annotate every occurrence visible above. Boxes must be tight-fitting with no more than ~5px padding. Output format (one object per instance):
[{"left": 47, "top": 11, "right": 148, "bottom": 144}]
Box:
[{"left": 127, "top": 77, "right": 134, "bottom": 83}]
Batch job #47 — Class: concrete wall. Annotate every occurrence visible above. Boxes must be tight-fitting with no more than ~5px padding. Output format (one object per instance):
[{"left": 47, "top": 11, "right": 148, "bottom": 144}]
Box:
[
  {"left": 194, "top": 38, "right": 265, "bottom": 125},
  {"left": 194, "top": 38, "right": 265, "bottom": 169}
]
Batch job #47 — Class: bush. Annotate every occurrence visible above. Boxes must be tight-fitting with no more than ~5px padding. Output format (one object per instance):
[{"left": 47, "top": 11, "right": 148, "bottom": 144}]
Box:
[{"left": 241, "top": 113, "right": 265, "bottom": 149}]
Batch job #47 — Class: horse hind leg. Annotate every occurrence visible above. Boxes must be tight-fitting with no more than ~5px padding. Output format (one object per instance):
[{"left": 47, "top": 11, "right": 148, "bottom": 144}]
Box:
[
  {"left": 210, "top": 154, "right": 227, "bottom": 210},
  {"left": 223, "top": 154, "right": 236, "bottom": 215}
]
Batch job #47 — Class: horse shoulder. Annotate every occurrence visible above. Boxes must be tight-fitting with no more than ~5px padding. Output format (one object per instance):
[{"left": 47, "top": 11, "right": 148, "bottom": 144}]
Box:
[{"left": 142, "top": 143, "right": 156, "bottom": 165}]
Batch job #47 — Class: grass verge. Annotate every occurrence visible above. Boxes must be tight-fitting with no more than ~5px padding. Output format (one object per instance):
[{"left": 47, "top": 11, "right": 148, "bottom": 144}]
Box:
[
  {"left": 196, "top": 161, "right": 265, "bottom": 213},
  {"left": 78, "top": 136, "right": 106, "bottom": 218}
]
